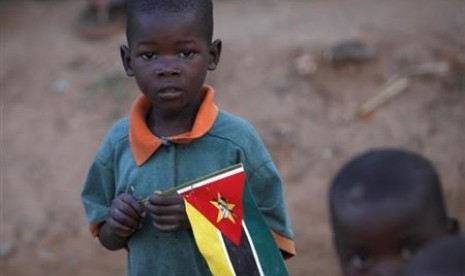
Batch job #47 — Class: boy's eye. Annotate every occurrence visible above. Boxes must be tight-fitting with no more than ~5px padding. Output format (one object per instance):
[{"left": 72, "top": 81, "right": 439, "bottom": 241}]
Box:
[
  {"left": 142, "top": 52, "right": 157, "bottom": 60},
  {"left": 348, "top": 252, "right": 371, "bottom": 270},
  {"left": 399, "top": 238, "right": 424, "bottom": 260},
  {"left": 179, "top": 50, "right": 195, "bottom": 59},
  {"left": 401, "top": 245, "right": 418, "bottom": 260}
]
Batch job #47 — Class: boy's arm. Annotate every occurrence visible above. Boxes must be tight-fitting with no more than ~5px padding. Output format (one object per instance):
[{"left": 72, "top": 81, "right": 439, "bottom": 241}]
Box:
[{"left": 81, "top": 138, "right": 144, "bottom": 251}]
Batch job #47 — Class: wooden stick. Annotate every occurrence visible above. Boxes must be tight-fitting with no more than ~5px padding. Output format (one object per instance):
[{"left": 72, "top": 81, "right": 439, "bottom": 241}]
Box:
[
  {"left": 345, "top": 77, "right": 410, "bottom": 121},
  {"left": 345, "top": 61, "right": 449, "bottom": 122}
]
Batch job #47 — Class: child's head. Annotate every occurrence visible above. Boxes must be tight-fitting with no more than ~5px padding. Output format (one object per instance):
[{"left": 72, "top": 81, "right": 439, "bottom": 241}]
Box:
[
  {"left": 121, "top": 0, "right": 221, "bottom": 116},
  {"left": 125, "top": 0, "right": 214, "bottom": 45},
  {"left": 404, "top": 235, "right": 465, "bottom": 276},
  {"left": 329, "top": 148, "right": 458, "bottom": 276}
]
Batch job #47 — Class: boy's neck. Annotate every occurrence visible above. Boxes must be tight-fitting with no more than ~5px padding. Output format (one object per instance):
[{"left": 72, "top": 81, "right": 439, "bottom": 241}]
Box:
[{"left": 146, "top": 107, "right": 197, "bottom": 138}]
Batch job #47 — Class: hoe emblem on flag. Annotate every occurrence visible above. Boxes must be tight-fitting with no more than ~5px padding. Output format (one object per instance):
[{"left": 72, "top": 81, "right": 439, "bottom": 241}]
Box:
[{"left": 211, "top": 193, "right": 236, "bottom": 223}]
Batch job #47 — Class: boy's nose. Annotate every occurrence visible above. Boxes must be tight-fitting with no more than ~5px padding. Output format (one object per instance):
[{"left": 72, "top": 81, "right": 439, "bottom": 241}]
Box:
[
  {"left": 155, "top": 58, "right": 181, "bottom": 77},
  {"left": 370, "top": 258, "right": 403, "bottom": 276},
  {"left": 156, "top": 67, "right": 180, "bottom": 77}
]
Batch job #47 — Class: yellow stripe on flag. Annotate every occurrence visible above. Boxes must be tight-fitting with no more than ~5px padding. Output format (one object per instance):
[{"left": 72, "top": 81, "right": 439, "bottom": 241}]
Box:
[{"left": 185, "top": 200, "right": 236, "bottom": 276}]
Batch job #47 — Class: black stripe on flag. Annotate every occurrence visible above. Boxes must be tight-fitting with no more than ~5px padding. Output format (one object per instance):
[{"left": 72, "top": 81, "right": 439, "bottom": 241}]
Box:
[{"left": 223, "top": 227, "right": 261, "bottom": 276}]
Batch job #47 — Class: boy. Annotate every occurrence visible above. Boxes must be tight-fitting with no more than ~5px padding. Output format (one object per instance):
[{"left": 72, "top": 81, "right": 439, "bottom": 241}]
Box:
[
  {"left": 404, "top": 235, "right": 465, "bottom": 276},
  {"left": 81, "top": 0, "right": 295, "bottom": 275},
  {"left": 328, "top": 148, "right": 459, "bottom": 276}
]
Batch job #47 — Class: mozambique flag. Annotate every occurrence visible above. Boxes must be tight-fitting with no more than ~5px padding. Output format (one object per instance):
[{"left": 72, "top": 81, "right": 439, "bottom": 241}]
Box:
[{"left": 177, "top": 163, "right": 289, "bottom": 276}]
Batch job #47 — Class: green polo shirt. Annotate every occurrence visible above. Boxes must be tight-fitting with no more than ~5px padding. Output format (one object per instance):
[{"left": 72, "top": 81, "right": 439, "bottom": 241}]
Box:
[{"left": 81, "top": 86, "right": 295, "bottom": 275}]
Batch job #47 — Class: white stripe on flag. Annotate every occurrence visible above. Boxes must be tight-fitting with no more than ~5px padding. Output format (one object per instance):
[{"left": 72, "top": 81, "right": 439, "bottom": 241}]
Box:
[
  {"left": 242, "top": 221, "right": 265, "bottom": 276},
  {"left": 177, "top": 167, "right": 244, "bottom": 194},
  {"left": 218, "top": 229, "right": 237, "bottom": 276}
]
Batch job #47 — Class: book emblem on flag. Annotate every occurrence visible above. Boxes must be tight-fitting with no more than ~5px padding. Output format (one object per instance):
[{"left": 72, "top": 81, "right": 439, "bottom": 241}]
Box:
[{"left": 211, "top": 193, "right": 237, "bottom": 223}]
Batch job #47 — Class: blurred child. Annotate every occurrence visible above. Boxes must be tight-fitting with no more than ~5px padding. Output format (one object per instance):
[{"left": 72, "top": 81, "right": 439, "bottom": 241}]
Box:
[
  {"left": 81, "top": 0, "right": 295, "bottom": 275},
  {"left": 78, "top": 0, "right": 126, "bottom": 39},
  {"left": 87, "top": 0, "right": 126, "bottom": 23},
  {"left": 328, "top": 148, "right": 459, "bottom": 276},
  {"left": 404, "top": 235, "right": 465, "bottom": 276}
]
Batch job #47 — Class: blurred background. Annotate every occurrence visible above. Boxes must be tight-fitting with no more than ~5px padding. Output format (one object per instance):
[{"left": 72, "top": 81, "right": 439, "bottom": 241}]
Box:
[{"left": 1, "top": 0, "right": 464, "bottom": 275}]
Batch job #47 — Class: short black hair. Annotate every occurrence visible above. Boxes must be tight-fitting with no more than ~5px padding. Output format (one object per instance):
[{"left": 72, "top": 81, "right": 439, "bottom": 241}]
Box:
[
  {"left": 329, "top": 148, "right": 448, "bottom": 225},
  {"left": 125, "top": 0, "right": 214, "bottom": 45}
]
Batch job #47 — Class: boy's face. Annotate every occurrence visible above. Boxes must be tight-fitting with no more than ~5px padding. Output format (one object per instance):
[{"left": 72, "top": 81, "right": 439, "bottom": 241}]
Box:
[
  {"left": 121, "top": 10, "right": 221, "bottom": 116},
  {"left": 332, "top": 198, "right": 448, "bottom": 276}
]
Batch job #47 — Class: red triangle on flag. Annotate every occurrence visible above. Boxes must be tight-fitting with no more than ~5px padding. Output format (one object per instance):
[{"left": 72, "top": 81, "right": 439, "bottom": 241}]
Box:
[{"left": 178, "top": 166, "right": 245, "bottom": 246}]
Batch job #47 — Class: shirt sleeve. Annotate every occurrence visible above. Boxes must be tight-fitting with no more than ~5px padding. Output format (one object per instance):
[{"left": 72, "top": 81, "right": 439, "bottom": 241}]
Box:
[
  {"left": 81, "top": 142, "right": 116, "bottom": 237},
  {"left": 247, "top": 160, "right": 296, "bottom": 258}
]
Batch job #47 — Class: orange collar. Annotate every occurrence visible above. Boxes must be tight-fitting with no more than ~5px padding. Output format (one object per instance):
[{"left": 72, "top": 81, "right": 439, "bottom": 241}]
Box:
[{"left": 129, "top": 85, "right": 219, "bottom": 166}]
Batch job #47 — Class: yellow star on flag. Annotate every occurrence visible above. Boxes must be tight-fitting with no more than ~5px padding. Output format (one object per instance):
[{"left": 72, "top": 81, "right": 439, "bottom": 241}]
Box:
[{"left": 210, "top": 193, "right": 236, "bottom": 223}]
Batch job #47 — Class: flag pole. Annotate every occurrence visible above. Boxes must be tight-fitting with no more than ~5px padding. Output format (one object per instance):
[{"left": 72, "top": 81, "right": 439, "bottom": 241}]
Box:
[{"left": 138, "top": 163, "right": 243, "bottom": 204}]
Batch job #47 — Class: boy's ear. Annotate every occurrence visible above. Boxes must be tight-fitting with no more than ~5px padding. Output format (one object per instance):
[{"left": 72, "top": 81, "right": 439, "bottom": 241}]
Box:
[
  {"left": 207, "top": 39, "right": 222, "bottom": 71},
  {"left": 120, "top": 45, "right": 134, "bottom": 77},
  {"left": 446, "top": 217, "right": 460, "bottom": 234}
]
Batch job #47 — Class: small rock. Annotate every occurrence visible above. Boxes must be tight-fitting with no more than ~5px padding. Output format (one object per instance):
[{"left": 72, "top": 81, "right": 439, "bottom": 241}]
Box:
[
  {"left": 52, "top": 78, "right": 70, "bottom": 94},
  {"left": 410, "top": 61, "right": 450, "bottom": 77},
  {"left": 294, "top": 53, "right": 318, "bottom": 76},
  {"left": 324, "top": 40, "right": 377, "bottom": 64}
]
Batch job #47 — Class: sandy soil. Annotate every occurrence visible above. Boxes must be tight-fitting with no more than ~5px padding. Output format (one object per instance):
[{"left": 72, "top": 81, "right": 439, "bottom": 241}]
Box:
[{"left": 1, "top": 0, "right": 464, "bottom": 275}]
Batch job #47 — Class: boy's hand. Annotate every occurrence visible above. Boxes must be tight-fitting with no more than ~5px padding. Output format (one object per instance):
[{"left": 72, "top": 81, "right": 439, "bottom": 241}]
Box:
[
  {"left": 106, "top": 193, "right": 146, "bottom": 238},
  {"left": 146, "top": 192, "right": 190, "bottom": 232}
]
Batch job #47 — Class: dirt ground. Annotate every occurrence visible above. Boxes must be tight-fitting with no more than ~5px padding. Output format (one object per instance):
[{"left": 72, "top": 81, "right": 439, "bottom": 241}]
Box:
[{"left": 1, "top": 0, "right": 464, "bottom": 275}]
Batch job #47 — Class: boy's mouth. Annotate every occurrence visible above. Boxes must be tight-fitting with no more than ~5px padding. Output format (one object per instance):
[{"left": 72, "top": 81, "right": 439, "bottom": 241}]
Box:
[{"left": 157, "top": 86, "right": 183, "bottom": 99}]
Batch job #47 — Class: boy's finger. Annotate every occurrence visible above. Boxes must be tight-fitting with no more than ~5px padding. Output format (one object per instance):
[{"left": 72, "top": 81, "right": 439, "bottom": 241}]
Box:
[
  {"left": 146, "top": 203, "right": 185, "bottom": 216},
  {"left": 151, "top": 216, "right": 190, "bottom": 232},
  {"left": 110, "top": 207, "right": 141, "bottom": 229},
  {"left": 107, "top": 218, "right": 135, "bottom": 237},
  {"left": 119, "top": 193, "right": 141, "bottom": 205},
  {"left": 117, "top": 194, "right": 146, "bottom": 218},
  {"left": 152, "top": 221, "right": 178, "bottom": 232},
  {"left": 114, "top": 199, "right": 141, "bottom": 220},
  {"left": 126, "top": 199, "right": 147, "bottom": 217}
]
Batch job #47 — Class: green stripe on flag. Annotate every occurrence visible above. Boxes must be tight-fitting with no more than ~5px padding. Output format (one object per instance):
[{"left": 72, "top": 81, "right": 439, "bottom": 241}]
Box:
[{"left": 242, "top": 183, "right": 289, "bottom": 275}]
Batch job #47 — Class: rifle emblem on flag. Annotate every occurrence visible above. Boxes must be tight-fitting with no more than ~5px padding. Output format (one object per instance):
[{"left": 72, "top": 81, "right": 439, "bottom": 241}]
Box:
[{"left": 211, "top": 193, "right": 237, "bottom": 223}]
